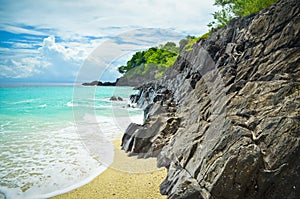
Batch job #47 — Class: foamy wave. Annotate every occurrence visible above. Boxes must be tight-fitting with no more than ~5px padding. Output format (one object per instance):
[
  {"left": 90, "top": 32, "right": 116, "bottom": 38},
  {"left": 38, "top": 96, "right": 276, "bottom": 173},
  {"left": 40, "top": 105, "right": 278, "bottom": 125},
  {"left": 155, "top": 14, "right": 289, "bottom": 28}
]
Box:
[
  {"left": 39, "top": 165, "right": 107, "bottom": 199},
  {"left": 38, "top": 104, "right": 47, "bottom": 108},
  {"left": 0, "top": 123, "right": 112, "bottom": 199},
  {"left": 9, "top": 99, "right": 36, "bottom": 105},
  {"left": 66, "top": 101, "right": 78, "bottom": 107}
]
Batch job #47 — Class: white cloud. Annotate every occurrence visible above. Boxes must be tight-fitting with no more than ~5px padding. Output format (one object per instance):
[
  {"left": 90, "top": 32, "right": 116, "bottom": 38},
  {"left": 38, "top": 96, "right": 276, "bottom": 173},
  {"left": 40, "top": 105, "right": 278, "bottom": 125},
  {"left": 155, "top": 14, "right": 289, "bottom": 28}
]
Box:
[
  {"left": 0, "top": 0, "right": 217, "bottom": 39},
  {"left": 0, "top": 0, "right": 218, "bottom": 81},
  {"left": 40, "top": 35, "right": 86, "bottom": 62},
  {"left": 35, "top": 36, "right": 88, "bottom": 80},
  {"left": 11, "top": 42, "right": 36, "bottom": 49},
  {"left": 0, "top": 35, "right": 89, "bottom": 80},
  {"left": 0, "top": 29, "right": 184, "bottom": 81},
  {"left": 0, "top": 24, "right": 47, "bottom": 36},
  {"left": 0, "top": 57, "right": 49, "bottom": 78}
]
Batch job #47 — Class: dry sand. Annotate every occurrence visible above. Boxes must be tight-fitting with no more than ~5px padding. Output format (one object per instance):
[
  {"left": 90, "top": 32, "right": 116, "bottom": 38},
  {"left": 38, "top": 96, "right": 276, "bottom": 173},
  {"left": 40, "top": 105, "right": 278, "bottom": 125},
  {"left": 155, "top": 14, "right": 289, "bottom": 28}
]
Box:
[{"left": 53, "top": 139, "right": 167, "bottom": 199}]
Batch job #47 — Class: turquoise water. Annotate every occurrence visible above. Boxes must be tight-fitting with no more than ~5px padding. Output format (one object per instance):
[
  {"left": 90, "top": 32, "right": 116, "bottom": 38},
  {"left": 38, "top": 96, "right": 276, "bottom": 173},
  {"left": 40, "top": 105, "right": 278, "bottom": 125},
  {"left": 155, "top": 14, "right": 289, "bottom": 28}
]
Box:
[{"left": 0, "top": 84, "right": 143, "bottom": 199}]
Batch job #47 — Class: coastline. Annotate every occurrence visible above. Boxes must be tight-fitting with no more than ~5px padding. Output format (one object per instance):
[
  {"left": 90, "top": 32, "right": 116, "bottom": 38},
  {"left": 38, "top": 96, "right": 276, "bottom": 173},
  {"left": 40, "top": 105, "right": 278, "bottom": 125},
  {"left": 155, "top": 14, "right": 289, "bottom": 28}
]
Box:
[{"left": 52, "top": 138, "right": 166, "bottom": 199}]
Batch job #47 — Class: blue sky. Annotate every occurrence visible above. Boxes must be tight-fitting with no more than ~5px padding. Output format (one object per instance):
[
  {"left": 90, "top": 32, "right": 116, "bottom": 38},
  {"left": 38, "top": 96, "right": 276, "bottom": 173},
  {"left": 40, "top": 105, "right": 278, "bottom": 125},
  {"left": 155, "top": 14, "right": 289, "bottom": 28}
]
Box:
[{"left": 0, "top": 0, "right": 217, "bottom": 83}]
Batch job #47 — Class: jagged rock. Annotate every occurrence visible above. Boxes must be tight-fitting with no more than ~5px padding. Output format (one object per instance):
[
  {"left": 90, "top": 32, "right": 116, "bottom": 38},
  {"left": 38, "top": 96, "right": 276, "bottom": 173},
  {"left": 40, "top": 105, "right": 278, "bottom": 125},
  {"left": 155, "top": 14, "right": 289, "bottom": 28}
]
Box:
[
  {"left": 121, "top": 0, "right": 300, "bottom": 198},
  {"left": 121, "top": 84, "right": 179, "bottom": 158}
]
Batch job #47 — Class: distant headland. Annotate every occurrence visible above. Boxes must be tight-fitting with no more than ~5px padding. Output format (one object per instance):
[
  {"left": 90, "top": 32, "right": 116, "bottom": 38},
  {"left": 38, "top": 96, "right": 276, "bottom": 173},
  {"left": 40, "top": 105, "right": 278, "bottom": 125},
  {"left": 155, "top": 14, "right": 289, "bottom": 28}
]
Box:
[{"left": 82, "top": 80, "right": 117, "bottom": 86}]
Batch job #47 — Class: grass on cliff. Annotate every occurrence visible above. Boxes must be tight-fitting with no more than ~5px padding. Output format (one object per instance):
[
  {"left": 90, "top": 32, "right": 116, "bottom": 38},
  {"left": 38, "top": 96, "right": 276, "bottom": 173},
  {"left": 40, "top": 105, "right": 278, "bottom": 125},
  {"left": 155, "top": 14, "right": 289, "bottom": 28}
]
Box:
[{"left": 180, "top": 32, "right": 211, "bottom": 52}]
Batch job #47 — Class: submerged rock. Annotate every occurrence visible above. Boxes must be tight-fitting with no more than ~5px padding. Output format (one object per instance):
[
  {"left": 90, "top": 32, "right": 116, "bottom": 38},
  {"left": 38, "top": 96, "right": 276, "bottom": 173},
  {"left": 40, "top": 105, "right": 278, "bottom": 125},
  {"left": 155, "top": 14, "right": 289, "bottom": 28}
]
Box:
[{"left": 122, "top": 0, "right": 300, "bottom": 198}]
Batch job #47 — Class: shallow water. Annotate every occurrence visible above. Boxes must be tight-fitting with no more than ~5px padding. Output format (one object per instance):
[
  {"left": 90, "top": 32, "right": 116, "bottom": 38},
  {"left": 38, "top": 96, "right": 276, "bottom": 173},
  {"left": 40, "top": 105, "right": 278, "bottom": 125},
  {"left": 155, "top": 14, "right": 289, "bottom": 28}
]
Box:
[{"left": 0, "top": 84, "right": 143, "bottom": 199}]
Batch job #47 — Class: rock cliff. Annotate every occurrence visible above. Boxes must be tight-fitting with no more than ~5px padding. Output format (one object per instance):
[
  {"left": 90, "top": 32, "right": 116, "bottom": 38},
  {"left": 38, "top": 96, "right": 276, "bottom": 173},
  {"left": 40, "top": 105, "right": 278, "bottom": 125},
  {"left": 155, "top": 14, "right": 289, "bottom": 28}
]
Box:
[
  {"left": 116, "top": 66, "right": 157, "bottom": 86},
  {"left": 121, "top": 0, "right": 300, "bottom": 198}
]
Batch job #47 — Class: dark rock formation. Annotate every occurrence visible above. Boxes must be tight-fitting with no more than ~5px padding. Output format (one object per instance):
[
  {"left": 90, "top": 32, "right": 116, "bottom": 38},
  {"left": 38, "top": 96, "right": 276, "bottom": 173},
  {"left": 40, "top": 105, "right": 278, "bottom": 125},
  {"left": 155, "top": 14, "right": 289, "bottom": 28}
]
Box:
[
  {"left": 116, "top": 69, "right": 157, "bottom": 86},
  {"left": 121, "top": 0, "right": 300, "bottom": 198},
  {"left": 82, "top": 80, "right": 116, "bottom": 86},
  {"left": 110, "top": 96, "right": 123, "bottom": 101},
  {"left": 122, "top": 82, "right": 179, "bottom": 158}
]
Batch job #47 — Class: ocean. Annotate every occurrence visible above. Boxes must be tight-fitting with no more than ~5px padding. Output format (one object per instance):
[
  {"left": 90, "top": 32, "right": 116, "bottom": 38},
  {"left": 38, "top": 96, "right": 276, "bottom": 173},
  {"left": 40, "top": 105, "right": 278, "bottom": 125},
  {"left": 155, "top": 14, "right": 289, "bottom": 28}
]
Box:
[{"left": 0, "top": 83, "right": 143, "bottom": 199}]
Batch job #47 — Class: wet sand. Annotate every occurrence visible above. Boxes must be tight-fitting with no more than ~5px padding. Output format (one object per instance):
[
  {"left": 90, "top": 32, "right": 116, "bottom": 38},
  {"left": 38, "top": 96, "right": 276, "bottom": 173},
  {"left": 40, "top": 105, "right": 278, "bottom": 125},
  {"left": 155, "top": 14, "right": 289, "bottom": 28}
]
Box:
[{"left": 53, "top": 139, "right": 167, "bottom": 199}]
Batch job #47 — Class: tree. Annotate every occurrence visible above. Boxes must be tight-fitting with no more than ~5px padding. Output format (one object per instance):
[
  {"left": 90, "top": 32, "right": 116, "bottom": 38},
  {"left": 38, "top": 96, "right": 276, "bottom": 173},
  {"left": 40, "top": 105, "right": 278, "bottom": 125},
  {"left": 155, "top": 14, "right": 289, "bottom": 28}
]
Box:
[
  {"left": 161, "top": 42, "right": 179, "bottom": 54},
  {"left": 209, "top": 0, "right": 278, "bottom": 28},
  {"left": 117, "top": 42, "right": 179, "bottom": 76}
]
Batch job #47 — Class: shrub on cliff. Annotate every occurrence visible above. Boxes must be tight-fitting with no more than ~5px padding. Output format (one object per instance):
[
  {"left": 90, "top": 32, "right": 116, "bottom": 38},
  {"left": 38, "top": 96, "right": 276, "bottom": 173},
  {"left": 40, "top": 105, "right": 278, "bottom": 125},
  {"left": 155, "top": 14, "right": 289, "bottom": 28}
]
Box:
[{"left": 209, "top": 0, "right": 279, "bottom": 28}]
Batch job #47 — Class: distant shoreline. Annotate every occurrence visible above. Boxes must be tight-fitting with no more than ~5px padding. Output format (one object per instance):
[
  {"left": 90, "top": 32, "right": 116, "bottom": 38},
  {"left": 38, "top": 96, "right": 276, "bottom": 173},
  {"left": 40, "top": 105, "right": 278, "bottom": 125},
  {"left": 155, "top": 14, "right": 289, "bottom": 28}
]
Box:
[{"left": 82, "top": 80, "right": 117, "bottom": 86}]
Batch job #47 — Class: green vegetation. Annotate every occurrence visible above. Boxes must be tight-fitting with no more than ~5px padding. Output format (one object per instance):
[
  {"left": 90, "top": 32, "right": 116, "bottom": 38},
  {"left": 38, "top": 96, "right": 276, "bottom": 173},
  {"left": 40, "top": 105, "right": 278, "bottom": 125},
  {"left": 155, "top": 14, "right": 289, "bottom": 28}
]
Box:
[
  {"left": 180, "top": 35, "right": 199, "bottom": 52},
  {"left": 208, "top": 0, "right": 279, "bottom": 28},
  {"left": 180, "top": 31, "right": 211, "bottom": 52},
  {"left": 159, "top": 41, "right": 179, "bottom": 54},
  {"left": 118, "top": 42, "right": 179, "bottom": 79}
]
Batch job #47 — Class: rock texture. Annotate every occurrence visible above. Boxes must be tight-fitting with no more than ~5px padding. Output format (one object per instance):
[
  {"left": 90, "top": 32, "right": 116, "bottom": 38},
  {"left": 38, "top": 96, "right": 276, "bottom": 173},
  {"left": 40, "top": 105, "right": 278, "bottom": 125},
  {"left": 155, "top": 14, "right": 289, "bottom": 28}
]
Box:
[{"left": 121, "top": 0, "right": 300, "bottom": 198}]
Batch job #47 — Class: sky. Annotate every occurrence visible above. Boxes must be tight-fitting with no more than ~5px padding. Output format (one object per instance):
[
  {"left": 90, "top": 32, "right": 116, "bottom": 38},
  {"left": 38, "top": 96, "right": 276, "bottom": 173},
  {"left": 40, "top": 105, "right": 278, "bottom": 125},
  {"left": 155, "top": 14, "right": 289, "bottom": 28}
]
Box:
[{"left": 0, "top": 0, "right": 218, "bottom": 83}]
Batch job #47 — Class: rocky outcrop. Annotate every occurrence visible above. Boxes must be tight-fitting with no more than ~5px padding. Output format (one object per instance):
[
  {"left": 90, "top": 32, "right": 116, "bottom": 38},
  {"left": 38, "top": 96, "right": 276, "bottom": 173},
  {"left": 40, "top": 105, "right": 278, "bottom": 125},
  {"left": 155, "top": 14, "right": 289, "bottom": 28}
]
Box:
[
  {"left": 121, "top": 0, "right": 300, "bottom": 198},
  {"left": 116, "top": 68, "right": 157, "bottom": 86},
  {"left": 82, "top": 80, "right": 116, "bottom": 86},
  {"left": 110, "top": 96, "right": 123, "bottom": 101},
  {"left": 122, "top": 83, "right": 179, "bottom": 158}
]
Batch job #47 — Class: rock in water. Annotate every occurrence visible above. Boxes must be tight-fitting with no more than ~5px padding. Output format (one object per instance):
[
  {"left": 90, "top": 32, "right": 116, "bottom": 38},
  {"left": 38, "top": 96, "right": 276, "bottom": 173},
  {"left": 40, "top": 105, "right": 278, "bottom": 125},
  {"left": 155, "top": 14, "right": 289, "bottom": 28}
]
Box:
[
  {"left": 121, "top": 0, "right": 300, "bottom": 198},
  {"left": 110, "top": 96, "right": 123, "bottom": 101}
]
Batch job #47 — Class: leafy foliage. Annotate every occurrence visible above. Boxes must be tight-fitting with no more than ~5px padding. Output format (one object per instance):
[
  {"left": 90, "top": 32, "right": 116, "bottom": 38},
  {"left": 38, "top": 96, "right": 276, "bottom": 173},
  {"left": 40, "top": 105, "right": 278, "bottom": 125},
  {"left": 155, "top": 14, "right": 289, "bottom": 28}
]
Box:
[
  {"left": 118, "top": 42, "right": 179, "bottom": 79},
  {"left": 159, "top": 41, "right": 179, "bottom": 54},
  {"left": 209, "top": 0, "right": 279, "bottom": 28},
  {"left": 208, "top": 7, "right": 234, "bottom": 28},
  {"left": 118, "top": 51, "right": 146, "bottom": 74}
]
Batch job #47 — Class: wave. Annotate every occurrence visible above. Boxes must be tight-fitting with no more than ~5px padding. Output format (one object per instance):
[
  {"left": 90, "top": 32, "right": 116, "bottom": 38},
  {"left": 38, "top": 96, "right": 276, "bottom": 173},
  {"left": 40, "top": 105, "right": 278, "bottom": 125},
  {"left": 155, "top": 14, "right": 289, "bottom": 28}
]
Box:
[
  {"left": 7, "top": 99, "right": 36, "bottom": 105},
  {"left": 66, "top": 101, "right": 78, "bottom": 107},
  {"left": 0, "top": 122, "right": 112, "bottom": 199},
  {"left": 39, "top": 165, "right": 107, "bottom": 199},
  {"left": 38, "top": 104, "right": 47, "bottom": 108}
]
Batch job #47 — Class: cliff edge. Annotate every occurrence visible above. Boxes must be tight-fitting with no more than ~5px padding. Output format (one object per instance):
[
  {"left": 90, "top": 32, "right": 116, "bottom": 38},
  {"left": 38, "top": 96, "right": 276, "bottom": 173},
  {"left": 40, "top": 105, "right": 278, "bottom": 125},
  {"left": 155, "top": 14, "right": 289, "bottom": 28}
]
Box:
[{"left": 122, "top": 0, "right": 300, "bottom": 198}]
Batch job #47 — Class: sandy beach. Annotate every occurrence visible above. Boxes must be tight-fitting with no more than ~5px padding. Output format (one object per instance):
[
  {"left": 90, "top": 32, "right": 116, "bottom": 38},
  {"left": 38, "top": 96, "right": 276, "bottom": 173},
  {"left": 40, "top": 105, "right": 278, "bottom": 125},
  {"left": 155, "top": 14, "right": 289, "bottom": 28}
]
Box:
[{"left": 53, "top": 139, "right": 167, "bottom": 199}]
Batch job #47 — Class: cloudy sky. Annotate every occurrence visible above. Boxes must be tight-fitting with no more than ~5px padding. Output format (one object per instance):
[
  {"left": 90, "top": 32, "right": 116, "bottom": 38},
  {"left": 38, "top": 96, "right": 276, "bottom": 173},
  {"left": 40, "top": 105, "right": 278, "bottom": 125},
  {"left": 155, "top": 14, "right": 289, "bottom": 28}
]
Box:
[{"left": 0, "top": 0, "right": 217, "bottom": 83}]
